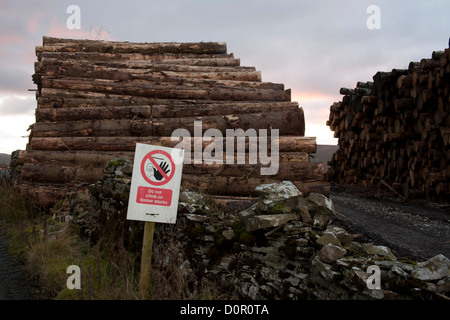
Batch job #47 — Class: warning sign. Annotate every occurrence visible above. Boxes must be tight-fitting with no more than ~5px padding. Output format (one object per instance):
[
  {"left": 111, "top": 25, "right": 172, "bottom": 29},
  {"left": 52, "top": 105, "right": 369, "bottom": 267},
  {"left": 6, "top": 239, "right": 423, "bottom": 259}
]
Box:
[
  {"left": 140, "top": 150, "right": 176, "bottom": 186},
  {"left": 127, "top": 143, "right": 184, "bottom": 224},
  {"left": 136, "top": 187, "right": 172, "bottom": 206}
]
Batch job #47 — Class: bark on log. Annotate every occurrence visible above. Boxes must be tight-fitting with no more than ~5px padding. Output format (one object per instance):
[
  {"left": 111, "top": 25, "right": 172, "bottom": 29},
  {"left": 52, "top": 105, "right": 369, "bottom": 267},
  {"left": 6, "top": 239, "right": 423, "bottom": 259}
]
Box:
[
  {"left": 31, "top": 110, "right": 305, "bottom": 137},
  {"left": 15, "top": 174, "right": 329, "bottom": 208},
  {"left": 20, "top": 163, "right": 105, "bottom": 184},
  {"left": 38, "top": 37, "right": 227, "bottom": 54},
  {"left": 19, "top": 150, "right": 310, "bottom": 167},
  {"left": 37, "top": 51, "right": 239, "bottom": 66},
  {"left": 39, "top": 88, "right": 286, "bottom": 106},
  {"left": 38, "top": 73, "right": 279, "bottom": 91},
  {"left": 40, "top": 77, "right": 291, "bottom": 102},
  {"left": 36, "top": 58, "right": 258, "bottom": 81},
  {"left": 181, "top": 174, "right": 329, "bottom": 197},
  {"left": 35, "top": 102, "right": 300, "bottom": 121},
  {"left": 18, "top": 150, "right": 134, "bottom": 166},
  {"left": 14, "top": 181, "right": 74, "bottom": 208},
  {"left": 19, "top": 160, "right": 324, "bottom": 185},
  {"left": 37, "top": 93, "right": 228, "bottom": 109},
  {"left": 30, "top": 136, "right": 316, "bottom": 153}
]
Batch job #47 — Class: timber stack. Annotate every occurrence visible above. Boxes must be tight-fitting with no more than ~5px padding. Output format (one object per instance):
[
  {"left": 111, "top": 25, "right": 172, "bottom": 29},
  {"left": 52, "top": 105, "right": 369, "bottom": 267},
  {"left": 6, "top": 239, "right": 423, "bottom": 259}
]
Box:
[
  {"left": 16, "top": 36, "right": 328, "bottom": 207},
  {"left": 327, "top": 41, "right": 450, "bottom": 202}
]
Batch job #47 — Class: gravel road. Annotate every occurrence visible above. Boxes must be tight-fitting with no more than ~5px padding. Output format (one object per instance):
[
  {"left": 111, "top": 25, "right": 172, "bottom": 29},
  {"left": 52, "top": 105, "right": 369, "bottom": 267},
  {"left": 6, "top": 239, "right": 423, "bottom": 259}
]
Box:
[
  {"left": 330, "top": 184, "right": 450, "bottom": 261},
  {"left": 0, "top": 236, "right": 38, "bottom": 300}
]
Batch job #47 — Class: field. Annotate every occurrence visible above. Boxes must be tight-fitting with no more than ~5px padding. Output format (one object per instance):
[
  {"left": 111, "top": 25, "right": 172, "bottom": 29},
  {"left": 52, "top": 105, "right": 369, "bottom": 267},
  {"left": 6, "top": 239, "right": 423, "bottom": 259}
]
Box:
[{"left": 310, "top": 145, "right": 338, "bottom": 172}]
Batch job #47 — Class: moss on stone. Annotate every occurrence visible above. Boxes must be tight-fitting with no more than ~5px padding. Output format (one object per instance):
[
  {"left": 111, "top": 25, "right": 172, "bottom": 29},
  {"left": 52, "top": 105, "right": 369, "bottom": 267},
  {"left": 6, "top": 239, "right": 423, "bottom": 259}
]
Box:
[
  {"left": 269, "top": 203, "right": 291, "bottom": 214},
  {"left": 239, "top": 232, "right": 257, "bottom": 246},
  {"left": 107, "top": 159, "right": 126, "bottom": 167}
]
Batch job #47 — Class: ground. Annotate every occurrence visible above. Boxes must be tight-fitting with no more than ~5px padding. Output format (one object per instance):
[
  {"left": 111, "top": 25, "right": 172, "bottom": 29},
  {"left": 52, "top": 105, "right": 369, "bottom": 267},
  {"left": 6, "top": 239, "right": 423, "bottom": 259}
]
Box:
[
  {"left": 329, "top": 183, "right": 450, "bottom": 261},
  {"left": 0, "top": 237, "right": 38, "bottom": 300}
]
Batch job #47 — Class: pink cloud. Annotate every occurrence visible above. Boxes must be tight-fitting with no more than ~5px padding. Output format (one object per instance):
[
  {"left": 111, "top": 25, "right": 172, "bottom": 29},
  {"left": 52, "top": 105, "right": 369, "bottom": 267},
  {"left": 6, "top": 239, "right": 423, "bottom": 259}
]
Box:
[
  {"left": 27, "top": 16, "right": 41, "bottom": 34},
  {"left": 291, "top": 90, "right": 338, "bottom": 126},
  {"left": 292, "top": 91, "right": 337, "bottom": 102},
  {"left": 0, "top": 33, "right": 24, "bottom": 45}
]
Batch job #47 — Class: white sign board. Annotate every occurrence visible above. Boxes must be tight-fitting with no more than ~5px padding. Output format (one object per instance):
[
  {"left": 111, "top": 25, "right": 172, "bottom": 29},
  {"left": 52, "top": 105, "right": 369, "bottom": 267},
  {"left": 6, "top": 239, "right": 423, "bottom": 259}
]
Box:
[{"left": 127, "top": 143, "right": 184, "bottom": 224}]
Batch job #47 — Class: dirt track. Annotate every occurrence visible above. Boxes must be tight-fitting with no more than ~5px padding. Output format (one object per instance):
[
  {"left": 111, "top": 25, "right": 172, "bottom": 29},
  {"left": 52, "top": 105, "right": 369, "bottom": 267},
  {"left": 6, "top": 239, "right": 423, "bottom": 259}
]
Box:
[
  {"left": 0, "top": 237, "right": 38, "bottom": 300},
  {"left": 330, "top": 184, "right": 450, "bottom": 261}
]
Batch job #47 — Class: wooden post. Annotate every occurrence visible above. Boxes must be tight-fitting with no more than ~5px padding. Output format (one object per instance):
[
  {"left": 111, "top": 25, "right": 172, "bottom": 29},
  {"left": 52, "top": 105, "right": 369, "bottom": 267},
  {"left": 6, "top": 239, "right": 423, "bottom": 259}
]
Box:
[{"left": 139, "top": 221, "right": 155, "bottom": 299}]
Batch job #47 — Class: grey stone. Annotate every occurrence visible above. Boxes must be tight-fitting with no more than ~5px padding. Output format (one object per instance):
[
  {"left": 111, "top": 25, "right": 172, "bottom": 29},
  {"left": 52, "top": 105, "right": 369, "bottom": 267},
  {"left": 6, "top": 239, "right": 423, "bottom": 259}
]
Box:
[
  {"left": 317, "top": 232, "right": 341, "bottom": 246},
  {"left": 222, "top": 229, "right": 235, "bottom": 240},
  {"left": 326, "top": 226, "right": 355, "bottom": 245},
  {"left": 350, "top": 267, "right": 384, "bottom": 299},
  {"left": 238, "top": 203, "right": 258, "bottom": 219},
  {"left": 390, "top": 265, "right": 410, "bottom": 278},
  {"left": 248, "top": 285, "right": 260, "bottom": 300},
  {"left": 411, "top": 254, "right": 449, "bottom": 281},
  {"left": 245, "top": 214, "right": 299, "bottom": 231},
  {"left": 298, "top": 193, "right": 336, "bottom": 228},
  {"left": 298, "top": 205, "right": 312, "bottom": 223},
  {"left": 361, "top": 243, "right": 396, "bottom": 260},
  {"left": 255, "top": 181, "right": 303, "bottom": 211},
  {"left": 185, "top": 214, "right": 209, "bottom": 222},
  {"left": 373, "top": 260, "right": 414, "bottom": 272},
  {"left": 336, "top": 256, "right": 371, "bottom": 268},
  {"left": 179, "top": 190, "right": 204, "bottom": 204},
  {"left": 320, "top": 244, "right": 347, "bottom": 263},
  {"left": 255, "top": 180, "right": 302, "bottom": 202},
  {"left": 311, "top": 255, "right": 340, "bottom": 281},
  {"left": 296, "top": 238, "right": 309, "bottom": 247}
]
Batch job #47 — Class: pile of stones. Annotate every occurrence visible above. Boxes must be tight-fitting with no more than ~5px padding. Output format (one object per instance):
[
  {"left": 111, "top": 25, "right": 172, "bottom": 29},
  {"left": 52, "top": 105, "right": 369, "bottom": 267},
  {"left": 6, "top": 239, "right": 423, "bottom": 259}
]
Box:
[{"left": 58, "top": 159, "right": 450, "bottom": 300}]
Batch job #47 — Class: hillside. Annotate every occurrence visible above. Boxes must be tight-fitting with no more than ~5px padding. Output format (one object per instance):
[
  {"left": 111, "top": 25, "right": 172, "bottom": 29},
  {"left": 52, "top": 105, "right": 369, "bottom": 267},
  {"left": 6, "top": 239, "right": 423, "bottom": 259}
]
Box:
[
  {"left": 0, "top": 154, "right": 10, "bottom": 165},
  {"left": 311, "top": 145, "right": 338, "bottom": 172}
]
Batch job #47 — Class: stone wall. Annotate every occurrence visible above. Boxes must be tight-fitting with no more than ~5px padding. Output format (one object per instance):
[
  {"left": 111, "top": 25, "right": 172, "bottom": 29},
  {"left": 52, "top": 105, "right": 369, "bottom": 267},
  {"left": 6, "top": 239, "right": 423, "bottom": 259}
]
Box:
[{"left": 57, "top": 159, "right": 450, "bottom": 300}]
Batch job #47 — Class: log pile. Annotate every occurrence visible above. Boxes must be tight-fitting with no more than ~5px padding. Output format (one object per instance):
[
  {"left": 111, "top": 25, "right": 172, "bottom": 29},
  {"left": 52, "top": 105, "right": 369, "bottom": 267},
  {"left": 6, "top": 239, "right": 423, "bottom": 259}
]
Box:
[
  {"left": 327, "top": 41, "right": 450, "bottom": 202},
  {"left": 16, "top": 36, "right": 328, "bottom": 207}
]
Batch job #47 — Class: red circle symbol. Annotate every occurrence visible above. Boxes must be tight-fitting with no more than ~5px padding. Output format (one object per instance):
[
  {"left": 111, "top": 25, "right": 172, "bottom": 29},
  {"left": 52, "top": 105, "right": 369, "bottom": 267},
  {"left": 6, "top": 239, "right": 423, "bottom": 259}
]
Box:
[{"left": 140, "top": 150, "right": 175, "bottom": 186}]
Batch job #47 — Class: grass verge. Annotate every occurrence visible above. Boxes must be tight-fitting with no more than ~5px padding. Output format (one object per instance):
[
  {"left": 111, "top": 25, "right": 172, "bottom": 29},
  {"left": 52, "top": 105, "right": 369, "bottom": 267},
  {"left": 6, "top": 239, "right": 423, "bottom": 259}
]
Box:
[
  {"left": 0, "top": 176, "right": 142, "bottom": 299},
  {"left": 0, "top": 176, "right": 224, "bottom": 300}
]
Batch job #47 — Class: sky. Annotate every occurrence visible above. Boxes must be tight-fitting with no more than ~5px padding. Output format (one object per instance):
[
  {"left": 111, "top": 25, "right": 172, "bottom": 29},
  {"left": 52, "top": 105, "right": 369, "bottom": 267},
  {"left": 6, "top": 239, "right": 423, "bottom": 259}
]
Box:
[{"left": 0, "top": 0, "right": 449, "bottom": 154}]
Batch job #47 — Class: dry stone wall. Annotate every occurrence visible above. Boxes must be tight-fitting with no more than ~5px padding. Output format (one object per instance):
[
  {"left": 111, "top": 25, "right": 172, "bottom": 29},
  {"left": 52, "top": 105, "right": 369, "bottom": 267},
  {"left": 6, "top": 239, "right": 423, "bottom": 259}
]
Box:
[{"left": 56, "top": 159, "right": 450, "bottom": 300}]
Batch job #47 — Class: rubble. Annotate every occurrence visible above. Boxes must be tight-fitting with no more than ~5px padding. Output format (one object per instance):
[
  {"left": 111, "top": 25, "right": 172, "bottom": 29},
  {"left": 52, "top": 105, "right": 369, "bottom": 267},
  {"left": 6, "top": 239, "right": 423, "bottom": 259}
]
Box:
[{"left": 58, "top": 160, "right": 450, "bottom": 300}]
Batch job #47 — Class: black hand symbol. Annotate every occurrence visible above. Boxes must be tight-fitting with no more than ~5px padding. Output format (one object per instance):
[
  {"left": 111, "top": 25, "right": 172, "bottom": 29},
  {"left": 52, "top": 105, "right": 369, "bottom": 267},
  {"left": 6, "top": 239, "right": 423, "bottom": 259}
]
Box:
[{"left": 153, "top": 161, "right": 170, "bottom": 181}]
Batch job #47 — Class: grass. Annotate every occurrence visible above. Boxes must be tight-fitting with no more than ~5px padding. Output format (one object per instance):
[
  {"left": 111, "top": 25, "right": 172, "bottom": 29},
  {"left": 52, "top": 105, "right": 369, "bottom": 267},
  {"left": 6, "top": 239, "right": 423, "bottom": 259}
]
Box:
[
  {"left": 0, "top": 176, "right": 140, "bottom": 299},
  {"left": 0, "top": 175, "right": 225, "bottom": 300}
]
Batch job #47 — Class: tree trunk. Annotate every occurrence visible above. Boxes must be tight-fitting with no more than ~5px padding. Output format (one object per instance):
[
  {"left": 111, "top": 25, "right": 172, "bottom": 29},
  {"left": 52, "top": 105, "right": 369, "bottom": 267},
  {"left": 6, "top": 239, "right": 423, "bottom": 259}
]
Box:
[
  {"left": 40, "top": 77, "right": 291, "bottom": 102},
  {"left": 19, "top": 150, "right": 310, "bottom": 167},
  {"left": 38, "top": 37, "right": 227, "bottom": 54},
  {"left": 37, "top": 51, "right": 239, "bottom": 66},
  {"left": 31, "top": 110, "right": 305, "bottom": 137},
  {"left": 36, "top": 58, "right": 259, "bottom": 81},
  {"left": 180, "top": 174, "right": 329, "bottom": 197},
  {"left": 19, "top": 160, "right": 324, "bottom": 185},
  {"left": 30, "top": 136, "right": 316, "bottom": 153},
  {"left": 36, "top": 101, "right": 300, "bottom": 121}
]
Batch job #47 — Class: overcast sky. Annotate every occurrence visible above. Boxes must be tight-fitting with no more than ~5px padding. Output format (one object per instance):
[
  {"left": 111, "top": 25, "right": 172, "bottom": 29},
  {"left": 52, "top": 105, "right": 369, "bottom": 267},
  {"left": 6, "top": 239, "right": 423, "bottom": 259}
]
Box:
[{"left": 0, "top": 0, "right": 449, "bottom": 154}]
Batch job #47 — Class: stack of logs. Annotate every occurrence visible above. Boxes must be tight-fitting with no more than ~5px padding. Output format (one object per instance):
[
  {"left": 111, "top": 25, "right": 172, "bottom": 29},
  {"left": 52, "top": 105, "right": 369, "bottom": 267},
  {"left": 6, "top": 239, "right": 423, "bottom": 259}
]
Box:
[
  {"left": 16, "top": 36, "right": 328, "bottom": 207},
  {"left": 327, "top": 41, "right": 450, "bottom": 202}
]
